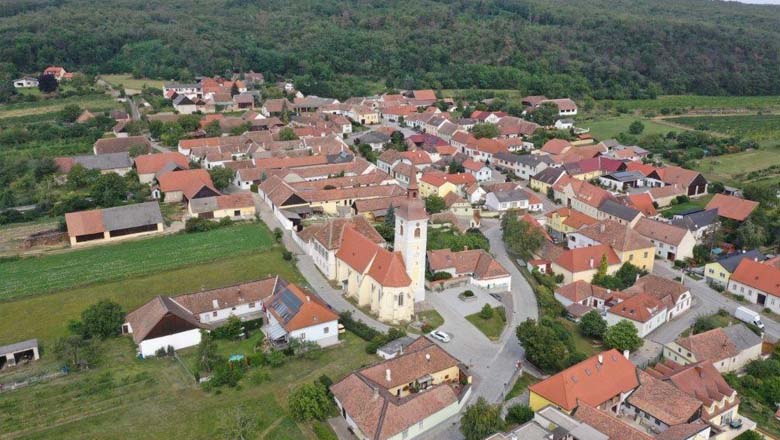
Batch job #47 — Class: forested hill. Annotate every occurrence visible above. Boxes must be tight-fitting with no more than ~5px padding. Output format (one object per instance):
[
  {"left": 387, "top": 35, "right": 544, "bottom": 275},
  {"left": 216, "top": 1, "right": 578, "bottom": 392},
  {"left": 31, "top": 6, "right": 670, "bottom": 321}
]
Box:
[{"left": 2, "top": 0, "right": 780, "bottom": 99}]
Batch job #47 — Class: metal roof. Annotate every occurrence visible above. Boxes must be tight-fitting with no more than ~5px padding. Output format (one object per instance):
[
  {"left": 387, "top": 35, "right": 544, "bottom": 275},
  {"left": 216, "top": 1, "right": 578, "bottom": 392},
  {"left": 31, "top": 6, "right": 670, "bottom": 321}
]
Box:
[
  {"left": 102, "top": 202, "right": 163, "bottom": 231},
  {"left": 0, "top": 339, "right": 38, "bottom": 355}
]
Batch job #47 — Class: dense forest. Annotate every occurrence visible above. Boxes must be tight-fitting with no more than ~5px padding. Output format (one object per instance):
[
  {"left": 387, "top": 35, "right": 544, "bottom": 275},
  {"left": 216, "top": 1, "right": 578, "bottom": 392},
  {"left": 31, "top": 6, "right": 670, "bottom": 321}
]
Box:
[{"left": 2, "top": 0, "right": 780, "bottom": 99}]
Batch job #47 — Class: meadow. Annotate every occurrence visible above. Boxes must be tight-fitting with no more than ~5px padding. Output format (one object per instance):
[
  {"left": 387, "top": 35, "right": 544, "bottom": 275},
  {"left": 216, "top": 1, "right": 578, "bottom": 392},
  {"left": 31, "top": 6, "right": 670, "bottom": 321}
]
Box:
[
  {"left": 100, "top": 74, "right": 165, "bottom": 91},
  {"left": 604, "top": 95, "right": 780, "bottom": 113},
  {"left": 581, "top": 115, "right": 673, "bottom": 140},
  {"left": 665, "top": 114, "right": 780, "bottom": 142},
  {"left": 0, "top": 223, "right": 274, "bottom": 300},
  {"left": 695, "top": 145, "right": 780, "bottom": 186},
  {"left": 0, "top": 93, "right": 120, "bottom": 120}
]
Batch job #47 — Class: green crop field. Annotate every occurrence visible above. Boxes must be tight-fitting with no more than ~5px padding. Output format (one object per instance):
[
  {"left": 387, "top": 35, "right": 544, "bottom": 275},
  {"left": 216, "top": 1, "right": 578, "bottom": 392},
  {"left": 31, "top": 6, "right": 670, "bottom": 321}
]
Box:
[
  {"left": 0, "top": 223, "right": 274, "bottom": 300},
  {"left": 582, "top": 115, "right": 674, "bottom": 140},
  {"left": 604, "top": 95, "right": 780, "bottom": 112},
  {"left": 0, "top": 93, "right": 120, "bottom": 120},
  {"left": 665, "top": 114, "right": 780, "bottom": 142},
  {"left": 696, "top": 145, "right": 780, "bottom": 186}
]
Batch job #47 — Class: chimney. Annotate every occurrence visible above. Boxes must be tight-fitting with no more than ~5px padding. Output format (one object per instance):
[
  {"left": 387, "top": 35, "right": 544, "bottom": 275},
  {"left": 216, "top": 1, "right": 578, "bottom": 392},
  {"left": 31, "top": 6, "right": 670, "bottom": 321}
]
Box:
[
  {"left": 589, "top": 257, "right": 595, "bottom": 269},
  {"left": 600, "top": 223, "right": 606, "bottom": 233},
  {"left": 386, "top": 368, "right": 392, "bottom": 382},
  {"left": 623, "top": 349, "right": 630, "bottom": 359},
  {"left": 425, "top": 353, "right": 431, "bottom": 362},
  {"left": 598, "top": 354, "right": 603, "bottom": 364}
]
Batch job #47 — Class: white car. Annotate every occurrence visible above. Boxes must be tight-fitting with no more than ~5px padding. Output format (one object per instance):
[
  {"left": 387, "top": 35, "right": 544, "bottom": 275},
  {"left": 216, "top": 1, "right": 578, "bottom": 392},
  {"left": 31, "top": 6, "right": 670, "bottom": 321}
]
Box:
[{"left": 429, "top": 330, "right": 451, "bottom": 343}]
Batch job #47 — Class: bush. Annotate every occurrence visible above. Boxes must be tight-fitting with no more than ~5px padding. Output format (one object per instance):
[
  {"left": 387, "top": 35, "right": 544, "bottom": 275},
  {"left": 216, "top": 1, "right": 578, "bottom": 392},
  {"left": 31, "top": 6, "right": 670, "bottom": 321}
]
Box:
[
  {"left": 208, "top": 362, "right": 244, "bottom": 388},
  {"left": 463, "top": 290, "right": 475, "bottom": 297},
  {"left": 282, "top": 249, "right": 293, "bottom": 260},
  {"left": 430, "top": 271, "right": 453, "bottom": 281},
  {"left": 480, "top": 304, "right": 494, "bottom": 320},
  {"left": 339, "top": 311, "right": 381, "bottom": 341},
  {"left": 211, "top": 316, "right": 243, "bottom": 340},
  {"left": 249, "top": 183, "right": 258, "bottom": 193},
  {"left": 75, "top": 300, "right": 126, "bottom": 339},
  {"left": 273, "top": 227, "right": 283, "bottom": 242},
  {"left": 505, "top": 404, "right": 534, "bottom": 426},
  {"left": 185, "top": 217, "right": 218, "bottom": 233},
  {"left": 267, "top": 350, "right": 286, "bottom": 367},
  {"left": 288, "top": 382, "right": 332, "bottom": 422}
]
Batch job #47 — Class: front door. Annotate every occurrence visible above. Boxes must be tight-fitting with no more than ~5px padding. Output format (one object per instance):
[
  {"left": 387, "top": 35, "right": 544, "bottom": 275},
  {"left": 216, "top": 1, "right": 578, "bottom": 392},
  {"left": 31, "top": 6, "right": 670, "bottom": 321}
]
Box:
[
  {"left": 667, "top": 252, "right": 675, "bottom": 261},
  {"left": 758, "top": 293, "right": 767, "bottom": 306}
]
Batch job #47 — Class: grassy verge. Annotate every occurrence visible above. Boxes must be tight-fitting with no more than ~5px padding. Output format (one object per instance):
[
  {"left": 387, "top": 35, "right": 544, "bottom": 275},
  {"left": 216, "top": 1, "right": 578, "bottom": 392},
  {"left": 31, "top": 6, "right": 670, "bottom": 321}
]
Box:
[
  {"left": 0, "top": 222, "right": 273, "bottom": 299},
  {"left": 417, "top": 310, "right": 444, "bottom": 330},
  {"left": 465, "top": 307, "right": 507, "bottom": 341},
  {"left": 504, "top": 373, "right": 539, "bottom": 402},
  {"left": 0, "top": 331, "right": 373, "bottom": 439}
]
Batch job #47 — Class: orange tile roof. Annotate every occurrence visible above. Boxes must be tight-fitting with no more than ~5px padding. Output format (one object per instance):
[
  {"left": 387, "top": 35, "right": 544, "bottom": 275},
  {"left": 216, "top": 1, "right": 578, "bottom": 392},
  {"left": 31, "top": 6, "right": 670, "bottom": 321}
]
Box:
[
  {"left": 64, "top": 209, "right": 105, "bottom": 236},
  {"left": 609, "top": 292, "right": 666, "bottom": 323},
  {"left": 529, "top": 349, "right": 638, "bottom": 411},
  {"left": 412, "top": 89, "right": 437, "bottom": 101},
  {"left": 157, "top": 169, "right": 214, "bottom": 192},
  {"left": 577, "top": 220, "right": 653, "bottom": 252},
  {"left": 420, "top": 172, "right": 476, "bottom": 187},
  {"left": 706, "top": 194, "right": 759, "bottom": 222},
  {"left": 336, "top": 225, "right": 382, "bottom": 273},
  {"left": 651, "top": 166, "right": 702, "bottom": 188},
  {"left": 554, "top": 244, "right": 620, "bottom": 273},
  {"left": 134, "top": 152, "right": 190, "bottom": 175},
  {"left": 556, "top": 280, "right": 616, "bottom": 303},
  {"left": 626, "top": 193, "right": 657, "bottom": 217},
  {"left": 675, "top": 327, "right": 738, "bottom": 364},
  {"left": 215, "top": 193, "right": 255, "bottom": 210},
  {"left": 573, "top": 403, "right": 652, "bottom": 440},
  {"left": 730, "top": 258, "right": 780, "bottom": 297},
  {"left": 427, "top": 249, "right": 509, "bottom": 280},
  {"left": 541, "top": 138, "right": 572, "bottom": 155},
  {"left": 400, "top": 150, "right": 432, "bottom": 165},
  {"left": 267, "top": 283, "right": 339, "bottom": 332},
  {"left": 624, "top": 161, "right": 657, "bottom": 176},
  {"left": 462, "top": 159, "right": 485, "bottom": 172},
  {"left": 367, "top": 249, "right": 412, "bottom": 288},
  {"left": 633, "top": 218, "right": 690, "bottom": 246}
]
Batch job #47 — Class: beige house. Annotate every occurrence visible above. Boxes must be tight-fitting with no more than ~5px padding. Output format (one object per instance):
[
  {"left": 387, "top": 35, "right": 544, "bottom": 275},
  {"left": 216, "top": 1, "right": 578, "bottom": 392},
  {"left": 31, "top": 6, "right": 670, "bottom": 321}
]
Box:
[
  {"left": 663, "top": 324, "right": 762, "bottom": 373},
  {"left": 65, "top": 202, "right": 164, "bottom": 246},
  {"left": 187, "top": 193, "right": 256, "bottom": 220},
  {"left": 633, "top": 217, "right": 696, "bottom": 261}
]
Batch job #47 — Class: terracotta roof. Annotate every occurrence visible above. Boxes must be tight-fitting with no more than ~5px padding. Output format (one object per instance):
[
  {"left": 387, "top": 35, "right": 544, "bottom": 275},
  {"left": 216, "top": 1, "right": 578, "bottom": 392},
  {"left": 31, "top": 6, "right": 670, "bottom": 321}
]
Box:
[
  {"left": 303, "top": 184, "right": 405, "bottom": 203},
  {"left": 412, "top": 89, "right": 437, "bottom": 101},
  {"left": 706, "top": 194, "right": 759, "bottom": 222},
  {"left": 529, "top": 349, "right": 638, "bottom": 411},
  {"left": 157, "top": 169, "right": 214, "bottom": 193},
  {"left": 64, "top": 209, "right": 105, "bottom": 236},
  {"left": 651, "top": 166, "right": 703, "bottom": 188},
  {"left": 368, "top": 249, "right": 412, "bottom": 288},
  {"left": 556, "top": 280, "right": 616, "bottom": 303},
  {"left": 553, "top": 244, "right": 620, "bottom": 273},
  {"left": 654, "top": 423, "right": 710, "bottom": 440},
  {"left": 633, "top": 218, "right": 690, "bottom": 246},
  {"left": 265, "top": 281, "right": 338, "bottom": 332},
  {"left": 400, "top": 150, "right": 432, "bottom": 165},
  {"left": 541, "top": 139, "right": 572, "bottom": 155},
  {"left": 134, "top": 152, "right": 190, "bottom": 175},
  {"left": 648, "top": 184, "right": 687, "bottom": 200},
  {"left": 573, "top": 403, "right": 652, "bottom": 440},
  {"left": 546, "top": 207, "right": 598, "bottom": 229},
  {"left": 442, "top": 191, "right": 468, "bottom": 208},
  {"left": 471, "top": 138, "right": 507, "bottom": 155},
  {"left": 625, "top": 161, "right": 657, "bottom": 176},
  {"left": 577, "top": 220, "right": 653, "bottom": 252},
  {"left": 627, "top": 370, "right": 702, "bottom": 426},
  {"left": 419, "top": 172, "right": 476, "bottom": 187},
  {"left": 125, "top": 296, "right": 204, "bottom": 344},
  {"left": 94, "top": 136, "right": 151, "bottom": 155},
  {"left": 730, "top": 258, "right": 780, "bottom": 297},
  {"left": 427, "top": 249, "right": 509, "bottom": 280},
  {"left": 173, "top": 277, "right": 277, "bottom": 315},
  {"left": 608, "top": 292, "right": 666, "bottom": 323},
  {"left": 645, "top": 361, "right": 737, "bottom": 417},
  {"left": 462, "top": 159, "right": 485, "bottom": 172},
  {"left": 301, "top": 217, "right": 384, "bottom": 250},
  {"left": 625, "top": 193, "right": 657, "bottom": 217},
  {"left": 675, "top": 327, "right": 738, "bottom": 365},
  {"left": 623, "top": 274, "right": 688, "bottom": 309},
  {"left": 336, "top": 225, "right": 383, "bottom": 273},
  {"left": 353, "top": 195, "right": 408, "bottom": 216}
]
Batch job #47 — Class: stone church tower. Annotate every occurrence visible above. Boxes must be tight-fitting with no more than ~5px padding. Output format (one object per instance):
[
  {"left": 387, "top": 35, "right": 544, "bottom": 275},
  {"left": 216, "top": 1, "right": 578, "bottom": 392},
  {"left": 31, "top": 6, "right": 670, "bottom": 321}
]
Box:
[{"left": 394, "top": 174, "right": 428, "bottom": 302}]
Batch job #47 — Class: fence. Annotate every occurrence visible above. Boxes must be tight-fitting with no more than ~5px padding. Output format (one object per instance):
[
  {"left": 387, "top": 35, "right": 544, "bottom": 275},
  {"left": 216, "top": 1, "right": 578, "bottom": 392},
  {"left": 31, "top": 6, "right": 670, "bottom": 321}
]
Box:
[{"left": 0, "top": 370, "right": 68, "bottom": 393}]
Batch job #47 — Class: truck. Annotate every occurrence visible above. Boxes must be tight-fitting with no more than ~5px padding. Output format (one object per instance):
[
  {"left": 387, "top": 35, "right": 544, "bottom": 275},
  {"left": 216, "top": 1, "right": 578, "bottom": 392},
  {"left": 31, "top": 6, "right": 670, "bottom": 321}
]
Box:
[{"left": 735, "top": 306, "right": 764, "bottom": 329}]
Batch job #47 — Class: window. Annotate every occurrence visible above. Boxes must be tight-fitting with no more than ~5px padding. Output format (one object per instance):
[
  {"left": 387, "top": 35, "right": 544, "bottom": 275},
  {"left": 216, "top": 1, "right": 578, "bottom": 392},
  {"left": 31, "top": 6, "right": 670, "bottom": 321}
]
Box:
[
  {"left": 249, "top": 302, "right": 255, "bottom": 308},
  {"left": 629, "top": 254, "right": 634, "bottom": 261},
  {"left": 324, "top": 327, "right": 329, "bottom": 334},
  {"left": 212, "top": 311, "right": 218, "bottom": 317},
  {"left": 414, "top": 227, "right": 421, "bottom": 238},
  {"left": 299, "top": 332, "right": 306, "bottom": 340},
  {"left": 234, "top": 210, "right": 241, "bottom": 217},
  {"left": 398, "top": 294, "right": 404, "bottom": 306}
]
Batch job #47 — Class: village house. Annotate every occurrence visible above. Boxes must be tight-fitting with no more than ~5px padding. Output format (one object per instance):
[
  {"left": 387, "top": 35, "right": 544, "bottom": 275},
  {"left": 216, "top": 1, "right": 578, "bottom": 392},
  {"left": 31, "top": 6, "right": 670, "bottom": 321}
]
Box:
[
  {"left": 263, "top": 279, "right": 340, "bottom": 348},
  {"left": 187, "top": 193, "right": 256, "bottom": 220},
  {"left": 93, "top": 136, "right": 152, "bottom": 155},
  {"left": 646, "top": 166, "right": 708, "bottom": 198},
  {"left": 13, "top": 77, "right": 38, "bottom": 88},
  {"left": 622, "top": 371, "right": 706, "bottom": 436},
  {"left": 359, "top": 131, "right": 391, "bottom": 151},
  {"left": 663, "top": 324, "right": 762, "bottom": 373},
  {"left": 567, "top": 220, "right": 656, "bottom": 271},
  {"left": 535, "top": 242, "right": 622, "bottom": 284},
  {"left": 330, "top": 337, "right": 472, "bottom": 440},
  {"left": 625, "top": 274, "right": 692, "bottom": 321},
  {"left": 426, "top": 248, "right": 512, "bottom": 291},
  {"left": 705, "top": 194, "right": 759, "bottom": 223},
  {"left": 64, "top": 202, "right": 164, "bottom": 246},
  {"left": 670, "top": 208, "right": 719, "bottom": 241},
  {"left": 727, "top": 258, "right": 780, "bottom": 314},
  {"left": 606, "top": 292, "right": 668, "bottom": 337},
  {"left": 486, "top": 405, "right": 611, "bottom": 440},
  {"left": 633, "top": 218, "right": 696, "bottom": 261},
  {"left": 55, "top": 152, "right": 133, "bottom": 176},
  {"left": 553, "top": 175, "right": 614, "bottom": 220},
  {"left": 418, "top": 172, "right": 476, "bottom": 198},
  {"left": 462, "top": 159, "right": 492, "bottom": 182},
  {"left": 545, "top": 207, "right": 599, "bottom": 242},
  {"left": 155, "top": 169, "right": 220, "bottom": 203},
  {"left": 554, "top": 280, "right": 627, "bottom": 320},
  {"left": 704, "top": 250, "right": 764, "bottom": 288},
  {"left": 484, "top": 189, "right": 543, "bottom": 213},
  {"left": 133, "top": 152, "right": 190, "bottom": 183},
  {"left": 530, "top": 167, "right": 566, "bottom": 194}
]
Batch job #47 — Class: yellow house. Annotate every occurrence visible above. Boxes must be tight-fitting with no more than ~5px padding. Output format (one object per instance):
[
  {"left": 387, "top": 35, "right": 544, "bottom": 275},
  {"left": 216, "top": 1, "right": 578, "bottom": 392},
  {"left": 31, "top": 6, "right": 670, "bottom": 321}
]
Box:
[
  {"left": 419, "top": 174, "right": 458, "bottom": 198},
  {"left": 536, "top": 242, "right": 622, "bottom": 285},
  {"left": 567, "top": 220, "right": 656, "bottom": 271},
  {"left": 529, "top": 167, "right": 565, "bottom": 194},
  {"left": 188, "top": 193, "right": 256, "bottom": 220},
  {"left": 704, "top": 250, "right": 764, "bottom": 288},
  {"left": 545, "top": 208, "right": 598, "bottom": 241}
]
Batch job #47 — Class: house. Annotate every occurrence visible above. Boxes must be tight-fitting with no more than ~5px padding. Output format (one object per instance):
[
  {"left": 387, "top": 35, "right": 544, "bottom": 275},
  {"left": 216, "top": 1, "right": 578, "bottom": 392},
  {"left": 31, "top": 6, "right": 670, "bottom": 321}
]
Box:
[
  {"left": 487, "top": 406, "right": 610, "bottom": 440},
  {"left": 567, "top": 220, "right": 655, "bottom": 271},
  {"left": 670, "top": 208, "right": 719, "bottom": 241},
  {"left": 646, "top": 167, "right": 708, "bottom": 198},
  {"left": 554, "top": 280, "right": 626, "bottom": 318},
  {"left": 331, "top": 337, "right": 472, "bottom": 440},
  {"left": 727, "top": 258, "right": 780, "bottom": 314},
  {"left": 648, "top": 185, "right": 688, "bottom": 208},
  {"left": 624, "top": 274, "right": 692, "bottom": 321},
  {"left": 633, "top": 218, "right": 696, "bottom": 261},
  {"left": 663, "top": 324, "right": 762, "bottom": 373},
  {"left": 471, "top": 110, "right": 506, "bottom": 123},
  {"left": 427, "top": 249, "right": 512, "bottom": 291},
  {"left": 442, "top": 192, "right": 472, "bottom": 217},
  {"left": 572, "top": 403, "right": 654, "bottom": 440},
  {"left": 134, "top": 152, "right": 190, "bottom": 183},
  {"left": 529, "top": 167, "right": 566, "bottom": 193},
  {"left": 623, "top": 193, "right": 657, "bottom": 218},
  {"left": 0, "top": 339, "right": 40, "bottom": 370},
  {"left": 187, "top": 193, "right": 256, "bottom": 220},
  {"left": 263, "top": 279, "right": 340, "bottom": 347},
  {"left": 554, "top": 118, "right": 574, "bottom": 130},
  {"left": 162, "top": 82, "right": 202, "bottom": 98},
  {"left": 623, "top": 371, "right": 705, "bottom": 436},
  {"left": 93, "top": 136, "right": 152, "bottom": 155},
  {"left": 13, "top": 77, "right": 38, "bottom": 88},
  {"left": 529, "top": 349, "right": 638, "bottom": 413},
  {"left": 541, "top": 138, "right": 572, "bottom": 156},
  {"left": 64, "top": 202, "right": 164, "bottom": 246},
  {"left": 172, "top": 94, "right": 199, "bottom": 114},
  {"left": 123, "top": 296, "right": 206, "bottom": 357},
  {"left": 359, "top": 131, "right": 391, "bottom": 151},
  {"left": 485, "top": 189, "right": 542, "bottom": 213},
  {"left": 462, "top": 159, "right": 492, "bottom": 182},
  {"left": 536, "top": 242, "right": 621, "bottom": 284},
  {"left": 705, "top": 194, "right": 759, "bottom": 222},
  {"left": 464, "top": 183, "right": 487, "bottom": 204},
  {"left": 261, "top": 98, "right": 289, "bottom": 117},
  {"left": 494, "top": 153, "right": 552, "bottom": 180},
  {"left": 418, "top": 172, "right": 476, "bottom": 198},
  {"left": 553, "top": 176, "right": 614, "bottom": 219},
  {"left": 606, "top": 292, "right": 668, "bottom": 337},
  {"left": 55, "top": 152, "right": 133, "bottom": 176},
  {"left": 155, "top": 169, "right": 219, "bottom": 203},
  {"left": 545, "top": 207, "right": 599, "bottom": 242},
  {"left": 704, "top": 250, "right": 764, "bottom": 287},
  {"left": 599, "top": 171, "right": 647, "bottom": 191},
  {"left": 597, "top": 199, "right": 643, "bottom": 227},
  {"left": 353, "top": 195, "right": 409, "bottom": 222},
  {"left": 295, "top": 216, "right": 385, "bottom": 280},
  {"left": 43, "top": 66, "right": 68, "bottom": 81}
]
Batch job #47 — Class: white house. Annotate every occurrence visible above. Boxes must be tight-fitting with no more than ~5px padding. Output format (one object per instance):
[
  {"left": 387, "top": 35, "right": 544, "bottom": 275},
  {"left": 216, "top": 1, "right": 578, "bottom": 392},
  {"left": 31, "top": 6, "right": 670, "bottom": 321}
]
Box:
[
  {"left": 484, "top": 189, "right": 542, "bottom": 212},
  {"left": 13, "top": 77, "right": 38, "bottom": 88},
  {"left": 123, "top": 296, "right": 204, "bottom": 357},
  {"left": 606, "top": 292, "right": 668, "bottom": 338},
  {"left": 427, "top": 248, "right": 512, "bottom": 292},
  {"left": 663, "top": 324, "right": 762, "bottom": 373},
  {"left": 727, "top": 258, "right": 780, "bottom": 314},
  {"left": 633, "top": 218, "right": 696, "bottom": 261},
  {"left": 263, "top": 279, "right": 340, "bottom": 348},
  {"left": 462, "top": 159, "right": 492, "bottom": 182}
]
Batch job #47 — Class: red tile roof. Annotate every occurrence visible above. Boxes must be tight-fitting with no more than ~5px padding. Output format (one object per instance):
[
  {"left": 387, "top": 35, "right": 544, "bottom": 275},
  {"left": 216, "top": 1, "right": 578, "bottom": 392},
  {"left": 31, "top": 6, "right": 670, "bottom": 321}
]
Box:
[
  {"left": 573, "top": 403, "right": 652, "bottom": 440},
  {"left": 730, "top": 258, "right": 780, "bottom": 297},
  {"left": 64, "top": 209, "right": 105, "bottom": 236},
  {"left": 554, "top": 244, "right": 620, "bottom": 273},
  {"left": 626, "top": 193, "right": 657, "bottom": 217},
  {"left": 609, "top": 292, "right": 666, "bottom": 323},
  {"left": 157, "top": 169, "right": 214, "bottom": 193},
  {"left": 367, "top": 250, "right": 412, "bottom": 288},
  {"left": 412, "top": 89, "right": 437, "bottom": 101},
  {"left": 134, "top": 152, "right": 190, "bottom": 175},
  {"left": 541, "top": 139, "right": 572, "bottom": 155},
  {"left": 335, "top": 225, "right": 381, "bottom": 273},
  {"left": 706, "top": 194, "right": 759, "bottom": 222}
]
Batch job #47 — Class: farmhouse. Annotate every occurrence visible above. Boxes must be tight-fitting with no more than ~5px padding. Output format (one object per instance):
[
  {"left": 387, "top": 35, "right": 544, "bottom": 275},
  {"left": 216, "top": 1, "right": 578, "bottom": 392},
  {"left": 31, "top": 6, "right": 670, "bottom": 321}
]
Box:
[
  {"left": 134, "top": 152, "right": 190, "bottom": 183},
  {"left": 427, "top": 248, "right": 512, "bottom": 291},
  {"left": 55, "top": 152, "right": 133, "bottom": 176},
  {"left": 663, "top": 324, "right": 762, "bottom": 373},
  {"left": 263, "top": 279, "right": 340, "bottom": 348},
  {"left": 567, "top": 220, "right": 655, "bottom": 271},
  {"left": 606, "top": 292, "right": 668, "bottom": 337},
  {"left": 633, "top": 218, "right": 696, "bottom": 261},
  {"left": 156, "top": 169, "right": 220, "bottom": 203},
  {"left": 93, "top": 136, "right": 152, "bottom": 155},
  {"left": 65, "top": 202, "right": 164, "bottom": 246},
  {"left": 123, "top": 296, "right": 207, "bottom": 357},
  {"left": 187, "top": 193, "right": 256, "bottom": 220}
]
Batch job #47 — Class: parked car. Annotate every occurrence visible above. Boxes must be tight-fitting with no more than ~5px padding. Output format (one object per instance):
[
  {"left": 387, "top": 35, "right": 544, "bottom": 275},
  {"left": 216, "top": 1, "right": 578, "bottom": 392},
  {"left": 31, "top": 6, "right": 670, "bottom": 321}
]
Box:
[{"left": 429, "top": 330, "right": 451, "bottom": 343}]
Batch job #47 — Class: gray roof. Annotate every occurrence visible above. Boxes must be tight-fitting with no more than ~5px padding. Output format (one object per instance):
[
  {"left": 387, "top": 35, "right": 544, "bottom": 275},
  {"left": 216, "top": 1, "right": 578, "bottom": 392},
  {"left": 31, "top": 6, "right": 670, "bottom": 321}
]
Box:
[
  {"left": 188, "top": 197, "right": 220, "bottom": 214},
  {"left": 164, "top": 82, "right": 201, "bottom": 89},
  {"left": 722, "top": 324, "right": 762, "bottom": 352},
  {"left": 359, "top": 131, "right": 390, "bottom": 144},
  {"left": 716, "top": 249, "right": 765, "bottom": 273},
  {"left": 602, "top": 139, "right": 621, "bottom": 149},
  {"left": 602, "top": 170, "right": 646, "bottom": 182},
  {"left": 490, "top": 189, "right": 529, "bottom": 203},
  {"left": 671, "top": 208, "right": 719, "bottom": 232},
  {"left": 599, "top": 199, "right": 641, "bottom": 222},
  {"left": 74, "top": 152, "right": 132, "bottom": 171},
  {"left": 532, "top": 166, "right": 565, "bottom": 184},
  {"left": 377, "top": 336, "right": 417, "bottom": 356},
  {"left": 102, "top": 202, "right": 163, "bottom": 231},
  {"left": 173, "top": 94, "right": 194, "bottom": 105},
  {"left": 0, "top": 338, "right": 38, "bottom": 355}
]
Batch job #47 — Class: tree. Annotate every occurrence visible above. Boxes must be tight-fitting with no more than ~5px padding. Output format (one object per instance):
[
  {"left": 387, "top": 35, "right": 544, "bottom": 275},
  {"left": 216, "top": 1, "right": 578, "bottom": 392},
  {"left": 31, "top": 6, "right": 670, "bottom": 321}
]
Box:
[
  {"left": 287, "top": 382, "right": 332, "bottom": 422},
  {"left": 77, "top": 300, "right": 125, "bottom": 339},
  {"left": 384, "top": 204, "right": 396, "bottom": 228},
  {"left": 218, "top": 405, "right": 257, "bottom": 440},
  {"left": 480, "top": 303, "right": 494, "bottom": 319},
  {"left": 197, "top": 332, "right": 220, "bottom": 373},
  {"left": 209, "top": 167, "right": 236, "bottom": 191},
  {"left": 38, "top": 74, "right": 58, "bottom": 93},
  {"left": 205, "top": 120, "right": 222, "bottom": 137},
  {"left": 425, "top": 195, "right": 446, "bottom": 214},
  {"left": 504, "top": 404, "right": 534, "bottom": 426},
  {"left": 53, "top": 335, "right": 99, "bottom": 369},
  {"left": 603, "top": 320, "right": 643, "bottom": 353},
  {"left": 278, "top": 127, "right": 298, "bottom": 141},
  {"left": 736, "top": 219, "right": 766, "bottom": 249},
  {"left": 448, "top": 160, "right": 465, "bottom": 174},
  {"left": 526, "top": 102, "right": 558, "bottom": 126},
  {"left": 460, "top": 397, "right": 504, "bottom": 440},
  {"left": 90, "top": 172, "right": 128, "bottom": 206},
  {"left": 516, "top": 319, "right": 568, "bottom": 373},
  {"left": 65, "top": 164, "right": 97, "bottom": 189},
  {"left": 501, "top": 212, "right": 544, "bottom": 260},
  {"left": 628, "top": 120, "right": 645, "bottom": 135},
  {"left": 471, "top": 123, "right": 500, "bottom": 139},
  {"left": 579, "top": 310, "right": 607, "bottom": 339},
  {"left": 230, "top": 82, "right": 240, "bottom": 97},
  {"left": 734, "top": 431, "right": 764, "bottom": 440},
  {"left": 61, "top": 104, "right": 82, "bottom": 123}
]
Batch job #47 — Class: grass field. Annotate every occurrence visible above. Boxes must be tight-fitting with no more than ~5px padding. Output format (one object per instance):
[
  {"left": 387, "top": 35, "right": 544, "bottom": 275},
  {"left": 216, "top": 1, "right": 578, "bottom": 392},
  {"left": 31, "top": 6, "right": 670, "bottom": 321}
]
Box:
[
  {"left": 665, "top": 114, "right": 780, "bottom": 142},
  {"left": 100, "top": 74, "right": 165, "bottom": 91},
  {"left": 604, "top": 95, "right": 780, "bottom": 112},
  {"left": 695, "top": 145, "right": 780, "bottom": 185},
  {"left": 0, "top": 222, "right": 274, "bottom": 300},
  {"left": 0, "top": 93, "right": 120, "bottom": 120},
  {"left": 465, "top": 307, "right": 507, "bottom": 341},
  {"left": 582, "top": 115, "right": 673, "bottom": 140},
  {"left": 659, "top": 194, "right": 713, "bottom": 218},
  {"left": 0, "top": 331, "right": 373, "bottom": 439}
]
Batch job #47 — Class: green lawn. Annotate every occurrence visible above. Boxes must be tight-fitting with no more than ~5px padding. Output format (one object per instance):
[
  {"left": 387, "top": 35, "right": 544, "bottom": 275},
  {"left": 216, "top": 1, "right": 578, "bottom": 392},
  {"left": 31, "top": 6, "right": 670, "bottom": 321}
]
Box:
[
  {"left": 0, "top": 222, "right": 274, "bottom": 300},
  {"left": 665, "top": 114, "right": 780, "bottom": 142},
  {"left": 659, "top": 194, "right": 713, "bottom": 218},
  {"left": 603, "top": 95, "right": 780, "bottom": 113},
  {"left": 504, "top": 373, "right": 539, "bottom": 401},
  {"left": 465, "top": 307, "right": 507, "bottom": 341},
  {"left": 100, "top": 74, "right": 165, "bottom": 91},
  {"left": 582, "top": 115, "right": 674, "bottom": 140},
  {"left": 557, "top": 318, "right": 602, "bottom": 358},
  {"left": 0, "top": 332, "right": 373, "bottom": 439}
]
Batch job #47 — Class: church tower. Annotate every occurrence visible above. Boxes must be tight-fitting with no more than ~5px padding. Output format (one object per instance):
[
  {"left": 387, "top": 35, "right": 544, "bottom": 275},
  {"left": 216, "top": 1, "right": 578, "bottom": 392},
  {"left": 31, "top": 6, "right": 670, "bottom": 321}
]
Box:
[{"left": 394, "top": 173, "right": 428, "bottom": 302}]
